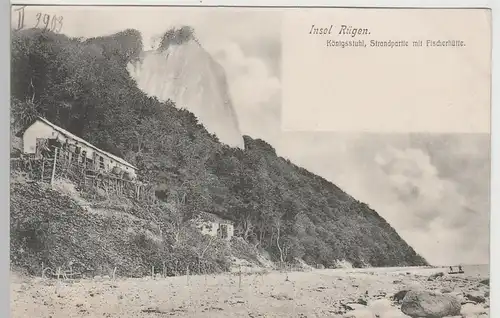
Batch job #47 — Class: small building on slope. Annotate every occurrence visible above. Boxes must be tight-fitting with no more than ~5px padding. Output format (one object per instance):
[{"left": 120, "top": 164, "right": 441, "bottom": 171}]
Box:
[
  {"left": 16, "top": 117, "right": 138, "bottom": 178},
  {"left": 192, "top": 212, "right": 234, "bottom": 241}
]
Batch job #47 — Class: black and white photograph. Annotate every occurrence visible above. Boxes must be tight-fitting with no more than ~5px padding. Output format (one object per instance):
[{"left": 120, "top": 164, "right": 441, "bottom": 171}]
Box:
[{"left": 9, "top": 5, "right": 491, "bottom": 318}]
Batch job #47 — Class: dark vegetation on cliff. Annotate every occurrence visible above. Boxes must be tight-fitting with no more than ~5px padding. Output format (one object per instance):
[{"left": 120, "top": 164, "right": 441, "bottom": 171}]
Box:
[
  {"left": 10, "top": 180, "right": 232, "bottom": 277},
  {"left": 10, "top": 28, "right": 427, "bottom": 275},
  {"left": 158, "top": 25, "right": 197, "bottom": 50}
]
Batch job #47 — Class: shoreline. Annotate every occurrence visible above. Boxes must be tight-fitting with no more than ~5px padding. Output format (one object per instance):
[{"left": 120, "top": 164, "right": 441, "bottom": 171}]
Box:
[{"left": 10, "top": 265, "right": 490, "bottom": 318}]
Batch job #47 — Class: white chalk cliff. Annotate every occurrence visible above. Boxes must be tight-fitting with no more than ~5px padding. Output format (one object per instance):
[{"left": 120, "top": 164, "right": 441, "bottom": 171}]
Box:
[{"left": 127, "top": 27, "right": 244, "bottom": 148}]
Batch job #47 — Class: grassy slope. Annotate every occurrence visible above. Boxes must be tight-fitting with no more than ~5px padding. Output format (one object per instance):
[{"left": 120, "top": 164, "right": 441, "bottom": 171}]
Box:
[{"left": 10, "top": 176, "right": 238, "bottom": 277}]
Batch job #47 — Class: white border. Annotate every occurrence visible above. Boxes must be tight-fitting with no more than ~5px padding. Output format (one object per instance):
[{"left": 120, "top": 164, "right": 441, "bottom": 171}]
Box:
[
  {"left": 7, "top": 0, "right": 497, "bottom": 7},
  {"left": 3, "top": 1, "right": 497, "bottom": 318}
]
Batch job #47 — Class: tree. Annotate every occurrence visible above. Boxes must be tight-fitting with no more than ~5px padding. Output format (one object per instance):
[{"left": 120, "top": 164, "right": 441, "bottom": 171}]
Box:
[
  {"left": 161, "top": 192, "right": 189, "bottom": 247},
  {"left": 11, "top": 98, "right": 39, "bottom": 131}
]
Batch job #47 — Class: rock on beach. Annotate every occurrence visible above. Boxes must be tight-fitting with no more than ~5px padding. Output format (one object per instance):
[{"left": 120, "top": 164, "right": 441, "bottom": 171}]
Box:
[
  {"left": 401, "top": 290, "right": 461, "bottom": 318},
  {"left": 460, "top": 303, "right": 488, "bottom": 318}
]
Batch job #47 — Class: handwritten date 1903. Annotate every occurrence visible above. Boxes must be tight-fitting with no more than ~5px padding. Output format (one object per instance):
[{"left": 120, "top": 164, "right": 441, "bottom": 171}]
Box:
[
  {"left": 35, "top": 12, "right": 64, "bottom": 33},
  {"left": 13, "top": 6, "right": 64, "bottom": 33}
]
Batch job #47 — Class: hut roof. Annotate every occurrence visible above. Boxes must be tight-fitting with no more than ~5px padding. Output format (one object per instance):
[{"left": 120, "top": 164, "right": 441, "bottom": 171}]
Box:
[
  {"left": 17, "top": 117, "right": 137, "bottom": 170},
  {"left": 195, "top": 212, "right": 233, "bottom": 225}
]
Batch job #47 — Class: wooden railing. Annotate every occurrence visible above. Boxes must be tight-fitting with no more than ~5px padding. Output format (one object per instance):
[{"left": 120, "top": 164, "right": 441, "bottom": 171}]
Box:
[{"left": 11, "top": 147, "right": 157, "bottom": 203}]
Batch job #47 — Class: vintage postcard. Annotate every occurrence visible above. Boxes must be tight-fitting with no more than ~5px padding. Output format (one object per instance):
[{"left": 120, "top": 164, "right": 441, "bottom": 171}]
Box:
[{"left": 9, "top": 5, "right": 491, "bottom": 318}]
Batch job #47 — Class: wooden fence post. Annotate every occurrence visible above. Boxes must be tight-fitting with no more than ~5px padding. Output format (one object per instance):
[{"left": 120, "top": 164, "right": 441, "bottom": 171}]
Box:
[
  {"left": 41, "top": 159, "right": 45, "bottom": 182},
  {"left": 238, "top": 265, "right": 242, "bottom": 290},
  {"left": 51, "top": 147, "right": 58, "bottom": 185}
]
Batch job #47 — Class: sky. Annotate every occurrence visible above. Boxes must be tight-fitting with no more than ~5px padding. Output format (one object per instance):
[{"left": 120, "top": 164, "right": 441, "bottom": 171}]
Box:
[{"left": 11, "top": 6, "right": 491, "bottom": 266}]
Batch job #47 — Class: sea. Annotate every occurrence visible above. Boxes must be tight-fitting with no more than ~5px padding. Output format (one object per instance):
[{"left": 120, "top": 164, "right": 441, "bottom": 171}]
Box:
[
  {"left": 435, "top": 264, "right": 490, "bottom": 279},
  {"left": 315, "top": 264, "right": 490, "bottom": 279}
]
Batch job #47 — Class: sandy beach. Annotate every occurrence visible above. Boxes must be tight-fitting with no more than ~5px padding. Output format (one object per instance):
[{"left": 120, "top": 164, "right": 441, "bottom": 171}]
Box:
[{"left": 10, "top": 265, "right": 489, "bottom": 318}]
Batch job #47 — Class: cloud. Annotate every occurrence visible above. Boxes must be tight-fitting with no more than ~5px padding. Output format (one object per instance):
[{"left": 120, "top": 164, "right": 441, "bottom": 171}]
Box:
[
  {"left": 278, "top": 133, "right": 490, "bottom": 266},
  {"left": 211, "top": 42, "right": 281, "bottom": 142},
  {"left": 373, "top": 141, "right": 488, "bottom": 266},
  {"left": 215, "top": 43, "right": 281, "bottom": 108},
  {"left": 375, "top": 147, "right": 463, "bottom": 224}
]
